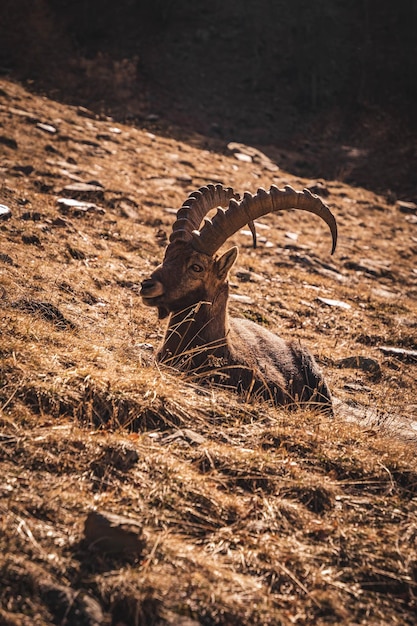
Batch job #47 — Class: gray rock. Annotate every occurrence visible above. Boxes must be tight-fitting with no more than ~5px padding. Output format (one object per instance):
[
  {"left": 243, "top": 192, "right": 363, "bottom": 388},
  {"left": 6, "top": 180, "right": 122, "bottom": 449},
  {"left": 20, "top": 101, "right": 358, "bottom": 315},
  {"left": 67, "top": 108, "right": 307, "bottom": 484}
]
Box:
[
  {"left": 336, "top": 356, "right": 382, "bottom": 379},
  {"left": 83, "top": 510, "right": 145, "bottom": 557}
]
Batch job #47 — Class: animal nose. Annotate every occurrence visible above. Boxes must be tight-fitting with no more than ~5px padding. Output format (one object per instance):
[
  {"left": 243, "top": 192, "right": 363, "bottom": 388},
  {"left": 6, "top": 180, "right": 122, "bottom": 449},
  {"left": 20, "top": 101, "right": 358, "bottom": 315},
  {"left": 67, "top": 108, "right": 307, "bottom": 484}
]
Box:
[{"left": 140, "top": 278, "right": 164, "bottom": 298}]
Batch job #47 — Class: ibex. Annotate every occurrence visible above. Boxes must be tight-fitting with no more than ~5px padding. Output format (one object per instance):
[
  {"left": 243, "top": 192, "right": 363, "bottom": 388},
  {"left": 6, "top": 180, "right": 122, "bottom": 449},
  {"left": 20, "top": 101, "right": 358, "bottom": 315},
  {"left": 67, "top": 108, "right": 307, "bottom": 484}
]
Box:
[{"left": 140, "top": 184, "right": 337, "bottom": 412}]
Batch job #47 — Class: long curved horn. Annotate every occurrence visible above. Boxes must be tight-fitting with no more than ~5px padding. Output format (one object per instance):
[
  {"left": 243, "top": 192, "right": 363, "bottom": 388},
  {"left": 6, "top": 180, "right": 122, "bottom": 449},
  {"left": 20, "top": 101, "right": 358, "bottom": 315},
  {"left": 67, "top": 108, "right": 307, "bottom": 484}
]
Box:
[
  {"left": 169, "top": 184, "right": 240, "bottom": 246},
  {"left": 191, "top": 185, "right": 338, "bottom": 255}
]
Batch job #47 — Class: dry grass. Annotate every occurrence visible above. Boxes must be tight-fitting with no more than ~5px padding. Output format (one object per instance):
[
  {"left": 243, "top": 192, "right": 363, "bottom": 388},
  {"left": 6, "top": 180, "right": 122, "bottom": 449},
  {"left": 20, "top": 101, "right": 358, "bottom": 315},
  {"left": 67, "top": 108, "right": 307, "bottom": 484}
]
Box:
[{"left": 1, "top": 78, "right": 417, "bottom": 624}]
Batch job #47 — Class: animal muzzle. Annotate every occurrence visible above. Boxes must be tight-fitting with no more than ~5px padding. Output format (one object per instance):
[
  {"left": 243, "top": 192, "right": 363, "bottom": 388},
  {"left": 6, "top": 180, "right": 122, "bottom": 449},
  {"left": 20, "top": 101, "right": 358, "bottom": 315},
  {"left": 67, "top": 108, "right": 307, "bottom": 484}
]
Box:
[
  {"left": 140, "top": 278, "right": 164, "bottom": 300},
  {"left": 140, "top": 279, "right": 170, "bottom": 319}
]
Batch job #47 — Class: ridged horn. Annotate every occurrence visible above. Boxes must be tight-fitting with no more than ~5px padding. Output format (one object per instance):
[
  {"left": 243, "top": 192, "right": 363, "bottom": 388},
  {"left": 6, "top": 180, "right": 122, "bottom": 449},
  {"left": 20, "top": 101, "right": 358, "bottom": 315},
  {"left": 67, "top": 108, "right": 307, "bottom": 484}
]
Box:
[
  {"left": 169, "top": 184, "right": 240, "bottom": 246},
  {"left": 191, "top": 185, "right": 338, "bottom": 256}
]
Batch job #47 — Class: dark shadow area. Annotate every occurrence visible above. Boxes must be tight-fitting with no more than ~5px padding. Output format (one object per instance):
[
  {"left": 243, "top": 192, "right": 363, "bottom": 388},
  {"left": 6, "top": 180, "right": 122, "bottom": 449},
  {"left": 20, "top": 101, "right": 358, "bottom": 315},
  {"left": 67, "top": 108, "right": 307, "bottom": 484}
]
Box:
[{"left": 1, "top": 0, "right": 416, "bottom": 198}]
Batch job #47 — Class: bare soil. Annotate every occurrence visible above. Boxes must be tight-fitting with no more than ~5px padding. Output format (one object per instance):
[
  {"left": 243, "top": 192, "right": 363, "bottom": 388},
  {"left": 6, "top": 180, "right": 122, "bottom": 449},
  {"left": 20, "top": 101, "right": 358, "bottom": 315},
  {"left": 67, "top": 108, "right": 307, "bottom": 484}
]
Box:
[{"left": 1, "top": 78, "right": 417, "bottom": 625}]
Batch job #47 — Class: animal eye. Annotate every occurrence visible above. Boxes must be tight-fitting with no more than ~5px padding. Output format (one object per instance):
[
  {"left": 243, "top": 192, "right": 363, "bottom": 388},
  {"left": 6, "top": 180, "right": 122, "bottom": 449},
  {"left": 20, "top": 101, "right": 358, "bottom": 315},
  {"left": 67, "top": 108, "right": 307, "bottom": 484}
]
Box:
[{"left": 190, "top": 263, "right": 204, "bottom": 273}]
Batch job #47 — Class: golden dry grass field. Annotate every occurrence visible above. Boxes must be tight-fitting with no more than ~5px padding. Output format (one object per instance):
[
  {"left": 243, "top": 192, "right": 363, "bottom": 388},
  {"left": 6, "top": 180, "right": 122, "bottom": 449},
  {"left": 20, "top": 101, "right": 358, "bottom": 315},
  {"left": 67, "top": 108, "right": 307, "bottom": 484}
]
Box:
[{"left": 1, "top": 78, "right": 417, "bottom": 625}]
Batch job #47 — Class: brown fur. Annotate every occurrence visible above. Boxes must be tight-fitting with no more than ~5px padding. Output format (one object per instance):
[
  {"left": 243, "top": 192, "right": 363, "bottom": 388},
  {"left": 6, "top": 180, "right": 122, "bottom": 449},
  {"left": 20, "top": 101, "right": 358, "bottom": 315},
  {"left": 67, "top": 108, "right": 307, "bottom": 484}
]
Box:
[{"left": 141, "top": 240, "right": 332, "bottom": 413}]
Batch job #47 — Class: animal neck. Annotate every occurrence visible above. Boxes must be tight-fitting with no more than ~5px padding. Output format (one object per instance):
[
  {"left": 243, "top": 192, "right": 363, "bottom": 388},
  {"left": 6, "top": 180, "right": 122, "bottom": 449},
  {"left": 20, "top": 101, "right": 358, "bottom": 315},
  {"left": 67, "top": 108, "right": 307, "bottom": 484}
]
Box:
[{"left": 159, "top": 284, "right": 230, "bottom": 369}]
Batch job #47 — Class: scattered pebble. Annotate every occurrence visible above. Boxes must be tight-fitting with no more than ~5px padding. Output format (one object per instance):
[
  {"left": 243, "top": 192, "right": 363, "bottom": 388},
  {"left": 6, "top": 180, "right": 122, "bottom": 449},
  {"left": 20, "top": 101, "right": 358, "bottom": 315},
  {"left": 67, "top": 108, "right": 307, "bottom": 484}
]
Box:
[
  {"left": 177, "top": 174, "right": 193, "bottom": 183},
  {"left": 344, "top": 382, "right": 372, "bottom": 393},
  {"left": 396, "top": 200, "right": 417, "bottom": 214},
  {"left": 317, "top": 297, "right": 351, "bottom": 310},
  {"left": 371, "top": 287, "right": 398, "bottom": 299},
  {"left": 36, "top": 122, "right": 57, "bottom": 134},
  {"left": 285, "top": 231, "right": 299, "bottom": 241},
  {"left": 76, "top": 105, "right": 96, "bottom": 119},
  {"left": 227, "top": 141, "right": 278, "bottom": 171},
  {"left": 119, "top": 201, "right": 140, "bottom": 220},
  {"left": 379, "top": 346, "right": 417, "bottom": 362},
  {"left": 162, "top": 428, "right": 206, "bottom": 445},
  {"left": 336, "top": 355, "right": 381, "bottom": 379},
  {"left": 137, "top": 342, "right": 154, "bottom": 351},
  {"left": 0, "top": 204, "right": 12, "bottom": 220},
  {"left": 57, "top": 197, "right": 105, "bottom": 216},
  {"left": 61, "top": 182, "right": 105, "bottom": 201},
  {"left": 230, "top": 294, "right": 254, "bottom": 304},
  {"left": 235, "top": 270, "right": 264, "bottom": 283},
  {"left": 306, "top": 181, "right": 330, "bottom": 197},
  {"left": 234, "top": 152, "right": 253, "bottom": 163},
  {"left": 83, "top": 510, "right": 145, "bottom": 557}
]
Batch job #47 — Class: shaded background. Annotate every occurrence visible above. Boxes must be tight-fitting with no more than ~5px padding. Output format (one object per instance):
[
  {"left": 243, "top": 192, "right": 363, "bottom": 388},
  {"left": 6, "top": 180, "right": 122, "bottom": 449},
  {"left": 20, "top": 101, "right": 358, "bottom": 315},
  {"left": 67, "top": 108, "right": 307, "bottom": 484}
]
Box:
[{"left": 1, "top": 0, "right": 416, "bottom": 196}]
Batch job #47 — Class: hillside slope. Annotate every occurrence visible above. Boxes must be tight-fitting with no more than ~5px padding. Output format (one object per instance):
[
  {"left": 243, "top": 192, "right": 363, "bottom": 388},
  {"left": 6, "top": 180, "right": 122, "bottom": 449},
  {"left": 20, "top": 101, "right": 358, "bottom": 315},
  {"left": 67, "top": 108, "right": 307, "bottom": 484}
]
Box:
[{"left": 1, "top": 79, "right": 417, "bottom": 625}]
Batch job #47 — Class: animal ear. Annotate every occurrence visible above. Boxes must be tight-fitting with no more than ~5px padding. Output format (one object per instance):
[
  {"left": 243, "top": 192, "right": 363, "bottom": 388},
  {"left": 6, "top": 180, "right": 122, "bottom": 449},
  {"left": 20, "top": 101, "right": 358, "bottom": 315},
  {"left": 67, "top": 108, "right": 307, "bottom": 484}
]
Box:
[{"left": 216, "top": 246, "right": 238, "bottom": 279}]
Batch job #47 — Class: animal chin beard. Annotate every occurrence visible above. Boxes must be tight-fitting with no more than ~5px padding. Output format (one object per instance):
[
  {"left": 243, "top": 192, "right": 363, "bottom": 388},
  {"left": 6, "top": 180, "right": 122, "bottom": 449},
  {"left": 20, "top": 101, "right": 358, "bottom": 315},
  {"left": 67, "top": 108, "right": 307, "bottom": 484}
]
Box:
[{"left": 158, "top": 306, "right": 169, "bottom": 319}]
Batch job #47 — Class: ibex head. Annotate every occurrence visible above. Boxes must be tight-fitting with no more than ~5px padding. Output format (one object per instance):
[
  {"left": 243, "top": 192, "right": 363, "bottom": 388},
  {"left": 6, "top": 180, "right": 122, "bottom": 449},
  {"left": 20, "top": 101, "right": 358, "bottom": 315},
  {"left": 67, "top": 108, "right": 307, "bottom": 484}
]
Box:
[{"left": 140, "top": 183, "right": 337, "bottom": 319}]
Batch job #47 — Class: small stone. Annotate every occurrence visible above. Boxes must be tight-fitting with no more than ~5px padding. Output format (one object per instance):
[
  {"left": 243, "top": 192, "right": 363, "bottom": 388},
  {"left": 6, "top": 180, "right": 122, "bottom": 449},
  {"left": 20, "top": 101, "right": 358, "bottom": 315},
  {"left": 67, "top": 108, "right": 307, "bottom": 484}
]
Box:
[
  {"left": 306, "top": 181, "right": 330, "bottom": 197},
  {"left": 285, "top": 231, "right": 299, "bottom": 241},
  {"left": 235, "top": 270, "right": 263, "bottom": 283},
  {"left": 137, "top": 342, "right": 154, "bottom": 351},
  {"left": 177, "top": 174, "right": 193, "bottom": 183},
  {"left": 57, "top": 197, "right": 104, "bottom": 216},
  {"left": 317, "top": 297, "right": 351, "bottom": 310},
  {"left": 379, "top": 346, "right": 417, "bottom": 362},
  {"left": 77, "top": 105, "right": 96, "bottom": 119},
  {"left": 396, "top": 200, "right": 417, "bottom": 214},
  {"left": 227, "top": 141, "right": 278, "bottom": 171},
  {"left": 336, "top": 356, "right": 382, "bottom": 379},
  {"left": 83, "top": 510, "right": 145, "bottom": 557},
  {"left": 371, "top": 287, "right": 398, "bottom": 299},
  {"left": 0, "top": 204, "right": 12, "bottom": 220},
  {"left": 162, "top": 428, "right": 206, "bottom": 445},
  {"left": 230, "top": 294, "right": 254, "bottom": 304},
  {"left": 234, "top": 152, "right": 252, "bottom": 163},
  {"left": 119, "top": 201, "right": 140, "bottom": 220},
  {"left": 36, "top": 122, "right": 57, "bottom": 134},
  {"left": 343, "top": 382, "right": 372, "bottom": 393},
  {"left": 61, "top": 183, "right": 105, "bottom": 202}
]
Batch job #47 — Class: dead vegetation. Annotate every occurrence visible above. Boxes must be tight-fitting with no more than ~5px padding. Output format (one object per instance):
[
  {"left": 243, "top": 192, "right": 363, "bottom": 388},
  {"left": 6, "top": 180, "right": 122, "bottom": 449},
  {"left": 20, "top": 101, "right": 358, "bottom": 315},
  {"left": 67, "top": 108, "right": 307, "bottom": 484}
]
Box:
[{"left": 1, "top": 78, "right": 417, "bottom": 624}]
